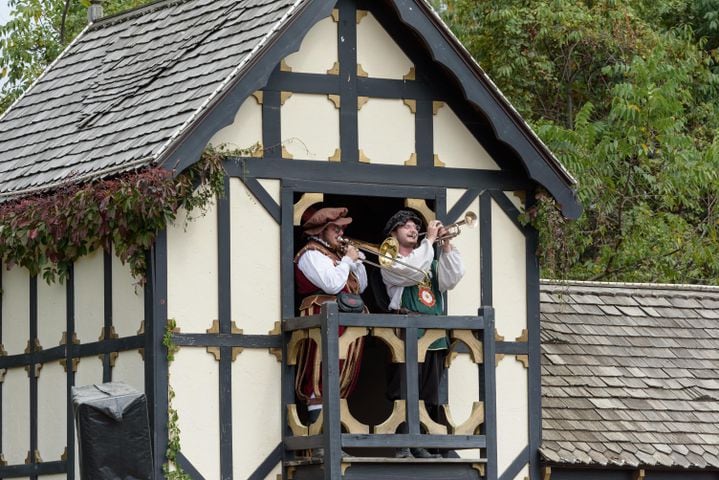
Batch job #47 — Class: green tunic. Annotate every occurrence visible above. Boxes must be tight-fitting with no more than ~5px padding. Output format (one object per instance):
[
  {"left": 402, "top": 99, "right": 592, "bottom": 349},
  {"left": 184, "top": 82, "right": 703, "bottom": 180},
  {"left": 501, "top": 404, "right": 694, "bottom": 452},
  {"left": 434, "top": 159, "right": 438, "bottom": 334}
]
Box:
[{"left": 400, "top": 261, "right": 449, "bottom": 350}]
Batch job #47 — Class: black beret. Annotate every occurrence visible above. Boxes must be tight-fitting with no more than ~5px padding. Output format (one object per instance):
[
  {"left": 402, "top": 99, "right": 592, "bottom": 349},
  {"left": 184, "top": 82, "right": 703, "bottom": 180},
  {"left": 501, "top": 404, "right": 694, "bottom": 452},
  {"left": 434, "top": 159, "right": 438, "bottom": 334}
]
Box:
[{"left": 383, "top": 210, "right": 424, "bottom": 236}]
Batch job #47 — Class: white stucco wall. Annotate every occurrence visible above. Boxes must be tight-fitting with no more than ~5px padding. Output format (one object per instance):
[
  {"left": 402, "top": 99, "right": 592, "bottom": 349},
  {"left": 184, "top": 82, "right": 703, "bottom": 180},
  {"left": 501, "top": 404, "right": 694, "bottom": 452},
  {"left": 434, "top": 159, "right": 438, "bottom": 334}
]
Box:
[
  {"left": 230, "top": 179, "right": 281, "bottom": 334},
  {"left": 74, "top": 251, "right": 104, "bottom": 345},
  {"left": 496, "top": 358, "right": 529, "bottom": 475},
  {"left": 491, "top": 200, "right": 527, "bottom": 341},
  {"left": 357, "top": 12, "right": 413, "bottom": 79},
  {"left": 37, "top": 362, "right": 66, "bottom": 462},
  {"left": 232, "top": 350, "right": 282, "bottom": 478},
  {"left": 2, "top": 266, "right": 29, "bottom": 355},
  {"left": 208, "top": 95, "right": 262, "bottom": 153},
  {"left": 167, "top": 200, "right": 219, "bottom": 333},
  {"left": 284, "top": 15, "right": 337, "bottom": 74},
  {"left": 2, "top": 367, "right": 29, "bottom": 464},
  {"left": 281, "top": 93, "right": 339, "bottom": 160},
  {"left": 434, "top": 105, "right": 499, "bottom": 170},
  {"left": 357, "top": 98, "right": 414, "bottom": 165},
  {"left": 37, "top": 276, "right": 66, "bottom": 350},
  {"left": 111, "top": 254, "right": 144, "bottom": 338},
  {"left": 112, "top": 350, "right": 145, "bottom": 393},
  {"left": 446, "top": 189, "right": 481, "bottom": 315},
  {"left": 170, "top": 347, "right": 220, "bottom": 479}
]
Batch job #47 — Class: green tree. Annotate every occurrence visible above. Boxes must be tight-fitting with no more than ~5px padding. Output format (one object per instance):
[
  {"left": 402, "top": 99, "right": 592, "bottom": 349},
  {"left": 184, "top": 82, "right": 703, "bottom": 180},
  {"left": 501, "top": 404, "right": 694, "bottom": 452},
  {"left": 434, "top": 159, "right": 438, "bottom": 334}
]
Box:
[
  {"left": 437, "top": 0, "right": 719, "bottom": 283},
  {"left": 0, "top": 0, "right": 147, "bottom": 113}
]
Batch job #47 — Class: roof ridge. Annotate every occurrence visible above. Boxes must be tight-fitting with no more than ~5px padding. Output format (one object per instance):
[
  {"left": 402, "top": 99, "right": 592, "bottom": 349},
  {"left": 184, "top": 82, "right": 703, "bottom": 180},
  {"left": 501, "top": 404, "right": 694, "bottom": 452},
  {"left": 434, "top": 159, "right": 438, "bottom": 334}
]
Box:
[
  {"left": 89, "top": 0, "right": 194, "bottom": 29},
  {"left": 541, "top": 278, "right": 719, "bottom": 295}
]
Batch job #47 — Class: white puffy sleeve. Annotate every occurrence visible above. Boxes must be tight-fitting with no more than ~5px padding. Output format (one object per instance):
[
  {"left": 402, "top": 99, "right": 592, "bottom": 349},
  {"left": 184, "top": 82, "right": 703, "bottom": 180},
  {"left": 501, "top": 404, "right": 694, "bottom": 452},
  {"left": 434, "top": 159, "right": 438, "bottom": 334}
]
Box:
[
  {"left": 297, "top": 250, "right": 354, "bottom": 295},
  {"left": 437, "top": 245, "right": 464, "bottom": 291}
]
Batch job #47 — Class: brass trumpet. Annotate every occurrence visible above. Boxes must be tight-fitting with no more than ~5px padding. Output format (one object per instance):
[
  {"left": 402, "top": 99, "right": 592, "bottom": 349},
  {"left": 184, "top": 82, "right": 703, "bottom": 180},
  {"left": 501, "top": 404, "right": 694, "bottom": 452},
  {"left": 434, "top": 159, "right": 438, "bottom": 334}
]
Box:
[
  {"left": 338, "top": 236, "right": 399, "bottom": 268},
  {"left": 419, "top": 211, "right": 477, "bottom": 241}
]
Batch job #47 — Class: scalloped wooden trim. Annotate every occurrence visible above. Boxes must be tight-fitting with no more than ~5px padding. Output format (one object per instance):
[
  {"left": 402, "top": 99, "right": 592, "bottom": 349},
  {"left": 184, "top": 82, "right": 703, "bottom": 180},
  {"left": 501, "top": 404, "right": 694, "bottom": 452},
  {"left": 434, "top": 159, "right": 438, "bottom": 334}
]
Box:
[
  {"left": 375, "top": 399, "right": 406, "bottom": 434},
  {"left": 417, "top": 329, "right": 446, "bottom": 363},
  {"left": 98, "top": 352, "right": 119, "bottom": 367},
  {"left": 356, "top": 10, "right": 367, "bottom": 23},
  {"left": 59, "top": 331, "right": 79, "bottom": 346},
  {"left": 542, "top": 466, "right": 552, "bottom": 480},
  {"left": 326, "top": 61, "right": 340, "bottom": 75},
  {"left": 287, "top": 404, "right": 308, "bottom": 436},
  {"left": 495, "top": 329, "right": 505, "bottom": 342},
  {"left": 515, "top": 328, "right": 529, "bottom": 342},
  {"left": 268, "top": 321, "right": 282, "bottom": 362},
  {"left": 357, "top": 96, "right": 369, "bottom": 110},
  {"left": 137, "top": 321, "right": 145, "bottom": 335},
  {"left": 404, "top": 153, "right": 417, "bottom": 166},
  {"left": 251, "top": 91, "right": 264, "bottom": 105},
  {"left": 280, "top": 91, "right": 293, "bottom": 106},
  {"left": 0, "top": 369, "right": 6, "bottom": 383},
  {"left": 357, "top": 64, "right": 369, "bottom": 77},
  {"left": 328, "top": 148, "right": 342, "bottom": 162},
  {"left": 281, "top": 146, "right": 294, "bottom": 159},
  {"left": 61, "top": 447, "right": 68, "bottom": 462},
  {"left": 358, "top": 149, "right": 371, "bottom": 164},
  {"left": 433, "top": 154, "right": 446, "bottom": 167},
  {"left": 294, "top": 192, "right": 324, "bottom": 225},
  {"left": 331, "top": 9, "right": 339, "bottom": 22},
  {"left": 442, "top": 401, "right": 484, "bottom": 435},
  {"left": 25, "top": 338, "right": 43, "bottom": 354},
  {"left": 286, "top": 330, "right": 308, "bottom": 366},
  {"left": 328, "top": 94, "right": 341, "bottom": 109},
  {"left": 0, "top": 344, "right": 6, "bottom": 356},
  {"left": 403, "top": 99, "right": 417, "bottom": 114},
  {"left": 98, "top": 326, "right": 118, "bottom": 342},
  {"left": 419, "top": 400, "right": 447, "bottom": 434},
  {"left": 403, "top": 67, "right": 416, "bottom": 81},
  {"left": 60, "top": 358, "right": 80, "bottom": 373},
  {"left": 280, "top": 59, "right": 292, "bottom": 72},
  {"left": 516, "top": 354, "right": 529, "bottom": 368},
  {"left": 0, "top": 453, "right": 6, "bottom": 466},
  {"left": 432, "top": 101, "right": 444, "bottom": 115},
  {"left": 473, "top": 464, "right": 486, "bottom": 477},
  {"left": 371, "top": 327, "right": 405, "bottom": 363},
  {"left": 25, "top": 363, "right": 42, "bottom": 378},
  {"left": 340, "top": 398, "right": 369, "bottom": 434},
  {"left": 447, "top": 329, "right": 483, "bottom": 365},
  {"left": 405, "top": 199, "right": 436, "bottom": 224},
  {"left": 338, "top": 326, "right": 368, "bottom": 361}
]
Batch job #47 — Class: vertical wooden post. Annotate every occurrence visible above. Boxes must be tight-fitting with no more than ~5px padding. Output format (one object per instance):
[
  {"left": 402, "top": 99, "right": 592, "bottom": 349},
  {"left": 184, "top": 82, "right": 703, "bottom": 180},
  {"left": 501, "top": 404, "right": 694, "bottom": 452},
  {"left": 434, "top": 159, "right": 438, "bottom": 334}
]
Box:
[
  {"left": 321, "top": 302, "right": 341, "bottom": 479},
  {"left": 480, "top": 306, "right": 497, "bottom": 480}
]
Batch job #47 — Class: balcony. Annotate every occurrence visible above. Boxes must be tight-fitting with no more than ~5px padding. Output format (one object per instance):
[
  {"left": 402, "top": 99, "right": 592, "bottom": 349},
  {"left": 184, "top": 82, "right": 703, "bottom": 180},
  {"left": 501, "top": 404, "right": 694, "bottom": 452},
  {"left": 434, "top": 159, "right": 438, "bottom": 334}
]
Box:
[{"left": 282, "top": 303, "right": 496, "bottom": 480}]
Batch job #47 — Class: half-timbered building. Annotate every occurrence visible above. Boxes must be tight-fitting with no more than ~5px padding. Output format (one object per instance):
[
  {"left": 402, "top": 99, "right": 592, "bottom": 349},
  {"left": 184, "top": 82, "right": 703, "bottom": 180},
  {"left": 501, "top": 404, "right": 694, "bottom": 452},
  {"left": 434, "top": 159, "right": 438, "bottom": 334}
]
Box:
[{"left": 0, "top": 0, "right": 580, "bottom": 478}]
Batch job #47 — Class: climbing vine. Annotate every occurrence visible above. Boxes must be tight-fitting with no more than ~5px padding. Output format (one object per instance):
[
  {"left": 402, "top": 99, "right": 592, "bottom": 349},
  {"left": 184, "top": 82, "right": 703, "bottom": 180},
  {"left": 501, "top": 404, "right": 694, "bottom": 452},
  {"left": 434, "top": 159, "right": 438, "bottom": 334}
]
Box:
[
  {"left": 162, "top": 318, "right": 190, "bottom": 480},
  {"left": 0, "top": 148, "right": 226, "bottom": 283}
]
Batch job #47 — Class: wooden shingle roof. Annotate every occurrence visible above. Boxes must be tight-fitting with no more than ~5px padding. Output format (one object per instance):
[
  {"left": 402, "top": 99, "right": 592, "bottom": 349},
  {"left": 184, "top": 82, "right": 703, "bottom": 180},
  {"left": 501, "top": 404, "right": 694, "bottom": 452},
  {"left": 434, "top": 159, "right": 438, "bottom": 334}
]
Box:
[
  {"left": 540, "top": 280, "right": 719, "bottom": 469},
  {"left": 0, "top": 0, "right": 298, "bottom": 198}
]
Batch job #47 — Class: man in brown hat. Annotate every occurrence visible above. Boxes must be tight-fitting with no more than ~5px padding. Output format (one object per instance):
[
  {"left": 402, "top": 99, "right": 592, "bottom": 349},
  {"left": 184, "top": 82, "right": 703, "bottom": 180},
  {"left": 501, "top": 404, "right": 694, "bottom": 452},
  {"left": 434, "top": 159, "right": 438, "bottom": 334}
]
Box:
[{"left": 293, "top": 207, "right": 367, "bottom": 446}]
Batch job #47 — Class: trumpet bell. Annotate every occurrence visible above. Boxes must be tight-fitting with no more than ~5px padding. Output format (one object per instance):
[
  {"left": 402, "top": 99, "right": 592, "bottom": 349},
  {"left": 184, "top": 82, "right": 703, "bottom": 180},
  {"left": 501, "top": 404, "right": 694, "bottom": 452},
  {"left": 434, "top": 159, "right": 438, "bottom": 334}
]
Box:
[
  {"left": 464, "top": 211, "right": 478, "bottom": 228},
  {"left": 378, "top": 237, "right": 398, "bottom": 267}
]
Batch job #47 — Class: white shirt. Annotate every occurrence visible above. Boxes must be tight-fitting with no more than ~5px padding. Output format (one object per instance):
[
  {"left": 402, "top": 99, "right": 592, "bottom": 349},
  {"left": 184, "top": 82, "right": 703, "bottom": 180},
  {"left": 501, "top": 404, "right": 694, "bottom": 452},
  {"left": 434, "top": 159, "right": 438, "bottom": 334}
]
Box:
[
  {"left": 381, "top": 239, "right": 464, "bottom": 310},
  {"left": 297, "top": 249, "right": 368, "bottom": 295}
]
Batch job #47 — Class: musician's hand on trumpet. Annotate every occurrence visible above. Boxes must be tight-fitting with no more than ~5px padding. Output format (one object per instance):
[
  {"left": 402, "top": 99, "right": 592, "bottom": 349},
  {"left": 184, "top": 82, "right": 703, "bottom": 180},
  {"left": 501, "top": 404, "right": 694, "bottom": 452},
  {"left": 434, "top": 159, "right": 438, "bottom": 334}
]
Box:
[
  {"left": 343, "top": 244, "right": 360, "bottom": 262},
  {"left": 426, "top": 220, "right": 442, "bottom": 244}
]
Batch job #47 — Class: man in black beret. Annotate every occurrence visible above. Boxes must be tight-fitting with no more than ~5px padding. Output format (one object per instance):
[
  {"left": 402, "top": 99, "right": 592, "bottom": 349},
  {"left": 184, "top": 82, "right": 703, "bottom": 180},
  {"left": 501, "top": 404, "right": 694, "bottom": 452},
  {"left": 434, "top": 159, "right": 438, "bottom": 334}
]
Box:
[{"left": 381, "top": 209, "right": 465, "bottom": 458}]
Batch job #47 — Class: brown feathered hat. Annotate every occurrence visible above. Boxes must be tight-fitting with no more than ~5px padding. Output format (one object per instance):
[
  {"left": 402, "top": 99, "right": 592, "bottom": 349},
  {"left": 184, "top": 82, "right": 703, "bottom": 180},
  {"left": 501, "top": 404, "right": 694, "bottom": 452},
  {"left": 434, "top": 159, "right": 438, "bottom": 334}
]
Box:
[{"left": 302, "top": 207, "right": 353, "bottom": 235}]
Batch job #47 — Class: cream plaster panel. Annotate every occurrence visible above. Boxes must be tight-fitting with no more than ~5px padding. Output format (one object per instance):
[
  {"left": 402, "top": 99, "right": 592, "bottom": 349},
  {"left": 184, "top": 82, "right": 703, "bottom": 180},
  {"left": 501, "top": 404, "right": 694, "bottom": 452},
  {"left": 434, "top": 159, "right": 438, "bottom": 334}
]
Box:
[
  {"left": 257, "top": 179, "right": 281, "bottom": 203},
  {"left": 42, "top": 476, "right": 66, "bottom": 480},
  {"left": 171, "top": 347, "right": 220, "bottom": 480},
  {"left": 357, "top": 12, "right": 413, "bottom": 79},
  {"left": 112, "top": 254, "right": 144, "bottom": 338},
  {"left": 37, "top": 276, "right": 66, "bottom": 350},
  {"left": 74, "top": 355, "right": 103, "bottom": 390},
  {"left": 74, "top": 250, "right": 104, "bottom": 344},
  {"left": 232, "top": 350, "right": 281, "bottom": 479},
  {"left": 496, "top": 358, "right": 529, "bottom": 474},
  {"left": 112, "top": 351, "right": 145, "bottom": 393},
  {"left": 208, "top": 96, "right": 262, "bottom": 152},
  {"left": 511, "top": 465, "right": 529, "bottom": 480},
  {"left": 491, "top": 200, "right": 527, "bottom": 340},
  {"left": 447, "top": 353, "right": 479, "bottom": 427},
  {"left": 263, "top": 465, "right": 281, "bottom": 479},
  {"left": 281, "top": 94, "right": 339, "bottom": 160},
  {"left": 283, "top": 16, "right": 337, "bottom": 74},
  {"left": 505, "top": 191, "right": 525, "bottom": 212},
  {"left": 167, "top": 200, "right": 219, "bottom": 333},
  {"left": 2, "top": 367, "right": 29, "bottom": 464},
  {"left": 38, "top": 362, "right": 66, "bottom": 461},
  {"left": 358, "top": 98, "right": 414, "bottom": 165},
  {"left": 2, "top": 266, "right": 29, "bottom": 355},
  {"left": 446, "top": 190, "right": 481, "bottom": 315},
  {"left": 230, "top": 179, "right": 281, "bottom": 334},
  {"left": 434, "top": 106, "right": 499, "bottom": 170}
]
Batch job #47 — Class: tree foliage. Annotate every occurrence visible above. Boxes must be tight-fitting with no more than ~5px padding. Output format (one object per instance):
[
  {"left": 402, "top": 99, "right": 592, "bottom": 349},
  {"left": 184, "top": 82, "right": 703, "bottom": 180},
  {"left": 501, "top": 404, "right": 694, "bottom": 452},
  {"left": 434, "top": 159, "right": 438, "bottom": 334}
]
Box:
[
  {"left": 435, "top": 0, "right": 719, "bottom": 284},
  {"left": 0, "top": 0, "right": 147, "bottom": 112}
]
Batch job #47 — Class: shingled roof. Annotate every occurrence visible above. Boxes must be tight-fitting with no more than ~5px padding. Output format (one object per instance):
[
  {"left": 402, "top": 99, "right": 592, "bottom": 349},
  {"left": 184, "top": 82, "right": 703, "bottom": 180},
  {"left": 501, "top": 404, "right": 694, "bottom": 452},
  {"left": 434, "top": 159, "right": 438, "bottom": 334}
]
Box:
[
  {"left": 540, "top": 280, "right": 719, "bottom": 469},
  {"left": 0, "top": 0, "right": 299, "bottom": 198}
]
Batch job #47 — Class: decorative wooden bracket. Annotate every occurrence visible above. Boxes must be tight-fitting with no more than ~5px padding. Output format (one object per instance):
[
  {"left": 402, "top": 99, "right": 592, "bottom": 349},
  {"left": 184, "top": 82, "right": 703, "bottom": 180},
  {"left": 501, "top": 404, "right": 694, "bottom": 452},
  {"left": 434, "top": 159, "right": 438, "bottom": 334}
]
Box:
[
  {"left": 24, "top": 449, "right": 42, "bottom": 464},
  {"left": 338, "top": 327, "right": 368, "bottom": 361},
  {"left": 328, "top": 148, "right": 342, "bottom": 162},
  {"left": 286, "top": 330, "right": 307, "bottom": 366},
  {"left": 402, "top": 99, "right": 417, "bottom": 114},
  {"left": 419, "top": 400, "right": 447, "bottom": 434},
  {"left": 59, "top": 332, "right": 79, "bottom": 346},
  {"left": 293, "top": 193, "right": 324, "bottom": 226},
  {"left": 371, "top": 328, "right": 404, "bottom": 363},
  {"left": 375, "top": 400, "right": 406, "bottom": 434},
  {"left": 98, "top": 326, "right": 118, "bottom": 342},
  {"left": 404, "top": 153, "right": 417, "bottom": 166},
  {"left": 403, "top": 67, "right": 416, "bottom": 81},
  {"left": 472, "top": 463, "right": 486, "bottom": 477},
  {"left": 309, "top": 408, "right": 323, "bottom": 436},
  {"left": 340, "top": 399, "right": 369, "bottom": 434},
  {"left": 432, "top": 101, "right": 444, "bottom": 115},
  {"left": 326, "top": 62, "right": 340, "bottom": 76},
  {"left": 60, "top": 358, "right": 80, "bottom": 373},
  {"left": 25, "top": 338, "right": 43, "bottom": 354},
  {"left": 516, "top": 354, "right": 529, "bottom": 368},
  {"left": 433, "top": 154, "right": 446, "bottom": 167},
  {"left": 442, "top": 401, "right": 484, "bottom": 435},
  {"left": 633, "top": 469, "right": 646, "bottom": 480},
  {"left": 268, "top": 321, "right": 282, "bottom": 362},
  {"left": 287, "top": 404, "right": 308, "bottom": 437},
  {"left": 356, "top": 64, "right": 369, "bottom": 77},
  {"left": 446, "top": 330, "right": 483, "bottom": 366},
  {"left": 206, "top": 320, "right": 243, "bottom": 361},
  {"left": 98, "top": 352, "right": 119, "bottom": 367},
  {"left": 25, "top": 364, "right": 42, "bottom": 378},
  {"left": 542, "top": 465, "right": 552, "bottom": 480},
  {"left": 327, "top": 94, "right": 341, "bottom": 109},
  {"left": 0, "top": 344, "right": 6, "bottom": 356},
  {"left": 515, "top": 329, "right": 529, "bottom": 342},
  {"left": 417, "top": 329, "right": 446, "bottom": 363}
]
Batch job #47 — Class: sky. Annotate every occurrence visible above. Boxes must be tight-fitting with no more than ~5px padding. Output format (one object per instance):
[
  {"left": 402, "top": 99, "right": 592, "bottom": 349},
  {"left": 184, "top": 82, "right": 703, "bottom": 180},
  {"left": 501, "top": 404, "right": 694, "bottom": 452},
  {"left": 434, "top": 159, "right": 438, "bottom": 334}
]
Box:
[{"left": 0, "top": 0, "right": 9, "bottom": 25}]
